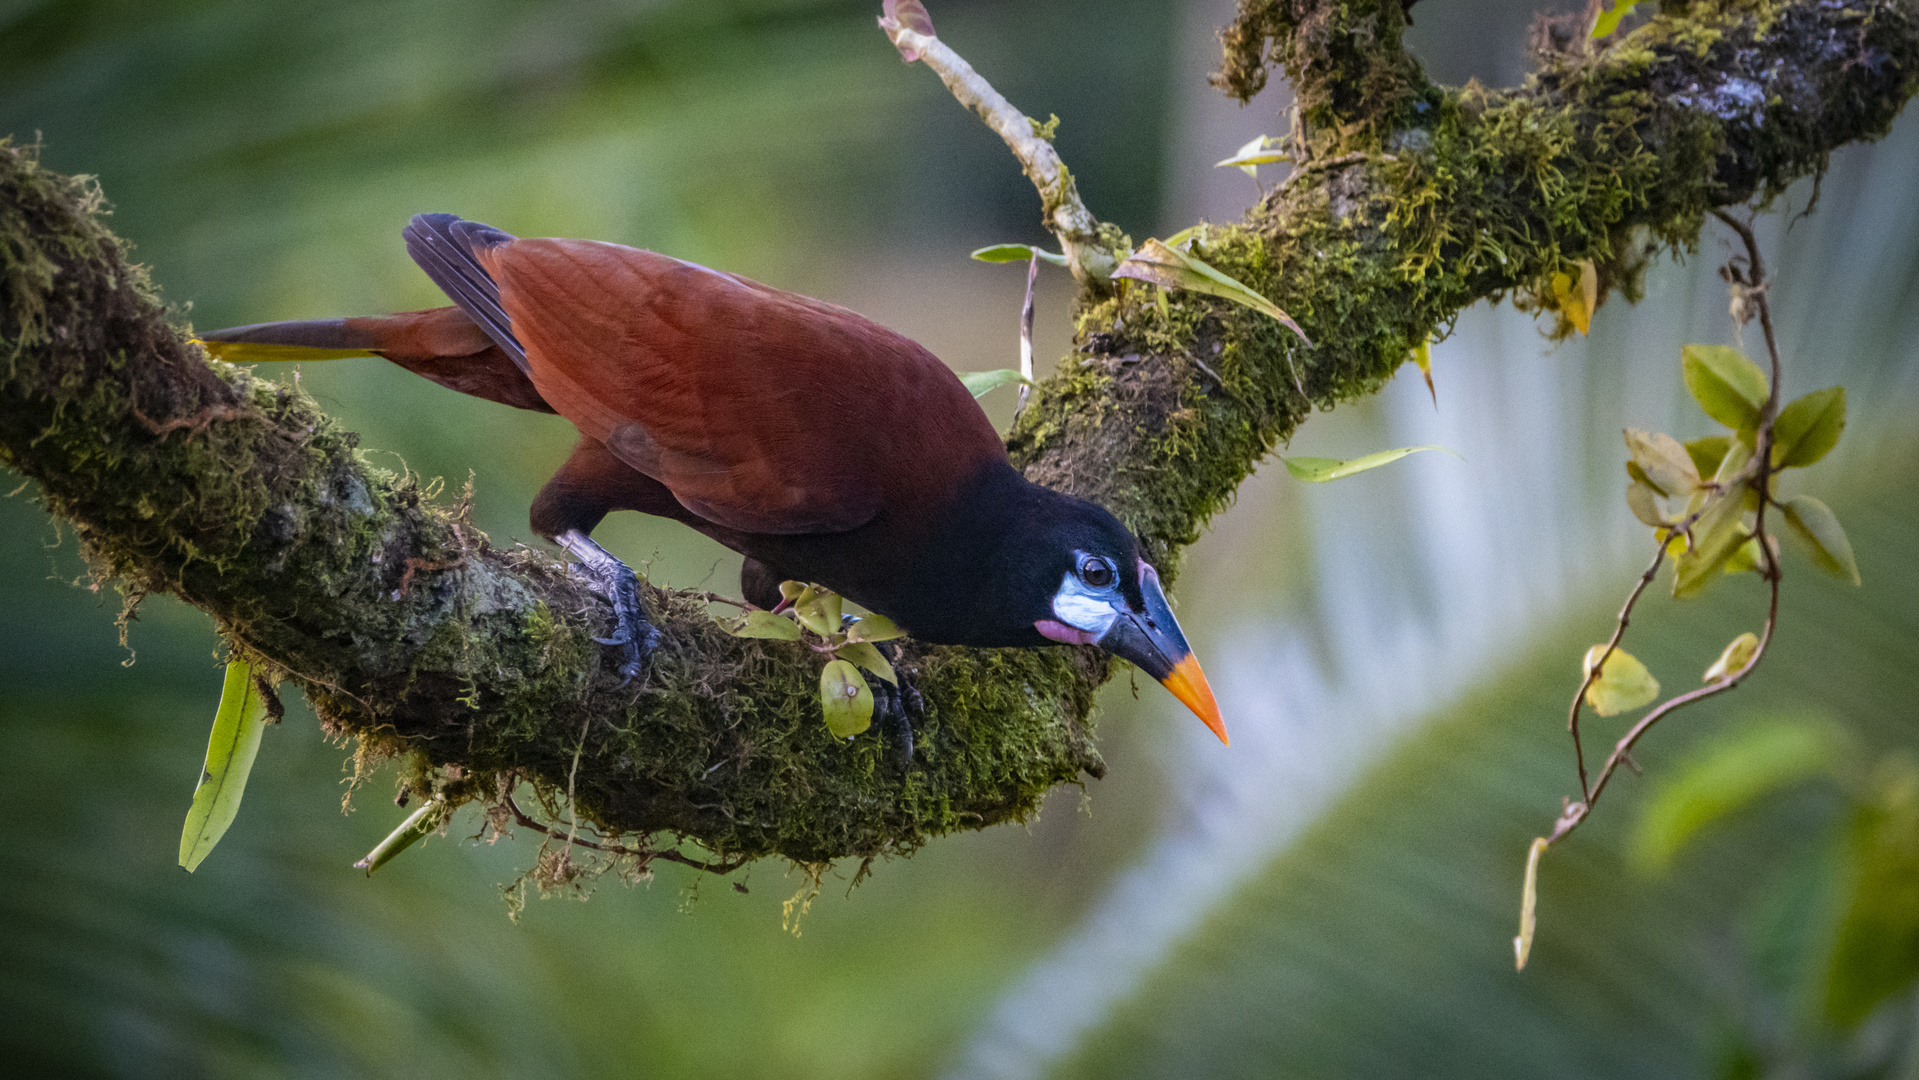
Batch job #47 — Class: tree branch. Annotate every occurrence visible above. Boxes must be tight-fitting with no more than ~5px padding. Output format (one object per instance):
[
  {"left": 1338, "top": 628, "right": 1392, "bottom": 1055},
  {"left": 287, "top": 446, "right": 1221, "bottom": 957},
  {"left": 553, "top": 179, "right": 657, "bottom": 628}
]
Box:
[{"left": 1, "top": 0, "right": 1914, "bottom": 877}]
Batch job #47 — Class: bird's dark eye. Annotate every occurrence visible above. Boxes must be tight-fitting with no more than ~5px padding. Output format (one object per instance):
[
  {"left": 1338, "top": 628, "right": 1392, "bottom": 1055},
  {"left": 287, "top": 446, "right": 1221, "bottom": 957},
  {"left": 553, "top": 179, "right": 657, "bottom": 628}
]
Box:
[{"left": 1078, "top": 556, "right": 1116, "bottom": 589}]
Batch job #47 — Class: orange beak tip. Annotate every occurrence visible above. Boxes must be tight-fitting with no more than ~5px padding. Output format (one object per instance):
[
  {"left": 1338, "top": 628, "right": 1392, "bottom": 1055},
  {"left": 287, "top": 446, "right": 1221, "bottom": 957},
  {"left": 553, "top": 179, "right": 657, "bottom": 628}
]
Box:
[{"left": 1161, "top": 653, "right": 1228, "bottom": 746}]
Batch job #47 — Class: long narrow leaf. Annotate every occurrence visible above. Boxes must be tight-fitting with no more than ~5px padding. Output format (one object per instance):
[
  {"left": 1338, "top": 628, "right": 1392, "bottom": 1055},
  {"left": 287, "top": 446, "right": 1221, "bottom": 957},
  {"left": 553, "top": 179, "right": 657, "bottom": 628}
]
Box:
[
  {"left": 959, "top": 368, "right": 1032, "bottom": 399},
  {"left": 178, "top": 659, "right": 272, "bottom": 872},
  {"left": 1281, "top": 445, "right": 1457, "bottom": 483},
  {"left": 354, "top": 798, "right": 448, "bottom": 875},
  {"left": 1113, "top": 239, "right": 1311, "bottom": 345}
]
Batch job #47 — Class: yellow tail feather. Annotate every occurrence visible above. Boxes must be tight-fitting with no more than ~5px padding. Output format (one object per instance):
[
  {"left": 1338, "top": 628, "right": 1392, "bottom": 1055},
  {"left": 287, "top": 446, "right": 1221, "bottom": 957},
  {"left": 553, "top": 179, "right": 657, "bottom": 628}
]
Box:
[{"left": 194, "top": 339, "right": 375, "bottom": 364}]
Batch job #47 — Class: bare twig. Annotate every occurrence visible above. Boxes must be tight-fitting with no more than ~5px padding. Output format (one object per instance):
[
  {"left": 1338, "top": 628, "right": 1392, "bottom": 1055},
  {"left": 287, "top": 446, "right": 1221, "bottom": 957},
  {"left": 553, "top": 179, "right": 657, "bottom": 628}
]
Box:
[{"left": 878, "top": 1, "right": 1119, "bottom": 285}]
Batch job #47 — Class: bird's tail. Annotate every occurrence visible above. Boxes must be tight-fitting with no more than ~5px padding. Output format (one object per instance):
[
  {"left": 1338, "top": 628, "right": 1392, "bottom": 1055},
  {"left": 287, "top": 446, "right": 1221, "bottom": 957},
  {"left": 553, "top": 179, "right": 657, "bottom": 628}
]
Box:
[{"left": 195, "top": 318, "right": 381, "bottom": 364}]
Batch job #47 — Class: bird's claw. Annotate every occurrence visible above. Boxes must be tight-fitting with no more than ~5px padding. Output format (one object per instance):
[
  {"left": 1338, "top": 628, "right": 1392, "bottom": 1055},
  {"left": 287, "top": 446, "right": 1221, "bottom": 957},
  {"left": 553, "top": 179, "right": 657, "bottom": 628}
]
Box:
[
  {"left": 863, "top": 639, "right": 922, "bottom": 768},
  {"left": 558, "top": 529, "right": 658, "bottom": 687}
]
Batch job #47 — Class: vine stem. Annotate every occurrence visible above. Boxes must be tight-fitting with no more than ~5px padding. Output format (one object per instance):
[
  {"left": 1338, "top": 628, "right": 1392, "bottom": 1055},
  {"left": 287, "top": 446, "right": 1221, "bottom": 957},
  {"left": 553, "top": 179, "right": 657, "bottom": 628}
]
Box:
[{"left": 1546, "top": 209, "right": 1786, "bottom": 846}]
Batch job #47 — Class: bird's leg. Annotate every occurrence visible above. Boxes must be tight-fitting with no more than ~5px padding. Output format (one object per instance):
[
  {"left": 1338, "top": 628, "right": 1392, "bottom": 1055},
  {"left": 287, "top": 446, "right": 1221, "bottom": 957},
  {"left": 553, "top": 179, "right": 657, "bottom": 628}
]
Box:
[{"left": 554, "top": 529, "right": 658, "bottom": 685}]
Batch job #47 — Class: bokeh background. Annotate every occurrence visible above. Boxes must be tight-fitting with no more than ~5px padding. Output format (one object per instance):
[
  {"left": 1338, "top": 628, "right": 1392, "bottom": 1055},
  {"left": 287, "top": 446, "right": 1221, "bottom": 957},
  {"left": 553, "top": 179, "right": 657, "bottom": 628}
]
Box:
[{"left": 3, "top": 0, "right": 1917, "bottom": 1077}]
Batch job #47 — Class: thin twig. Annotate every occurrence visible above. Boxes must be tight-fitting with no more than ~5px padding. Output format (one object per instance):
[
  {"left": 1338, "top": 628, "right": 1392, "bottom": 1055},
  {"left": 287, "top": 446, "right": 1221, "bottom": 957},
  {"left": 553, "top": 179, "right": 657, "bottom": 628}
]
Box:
[{"left": 878, "top": 2, "right": 1117, "bottom": 284}]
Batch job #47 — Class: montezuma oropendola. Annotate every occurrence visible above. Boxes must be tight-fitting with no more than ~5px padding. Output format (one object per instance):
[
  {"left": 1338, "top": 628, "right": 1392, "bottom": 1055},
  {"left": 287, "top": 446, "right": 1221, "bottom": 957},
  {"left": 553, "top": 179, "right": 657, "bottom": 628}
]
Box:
[{"left": 200, "top": 214, "right": 1227, "bottom": 743}]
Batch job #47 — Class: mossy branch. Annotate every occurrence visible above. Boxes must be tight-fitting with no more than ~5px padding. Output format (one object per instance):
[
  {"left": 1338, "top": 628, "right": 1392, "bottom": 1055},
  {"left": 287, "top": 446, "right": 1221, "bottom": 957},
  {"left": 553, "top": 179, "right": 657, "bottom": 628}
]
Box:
[{"left": 1, "top": 0, "right": 1914, "bottom": 878}]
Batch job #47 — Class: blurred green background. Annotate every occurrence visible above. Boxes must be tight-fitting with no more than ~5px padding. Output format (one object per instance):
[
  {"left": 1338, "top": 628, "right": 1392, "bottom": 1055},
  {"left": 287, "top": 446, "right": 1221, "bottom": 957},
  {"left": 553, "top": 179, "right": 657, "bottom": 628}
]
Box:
[{"left": 4, "top": 1, "right": 1917, "bottom": 1077}]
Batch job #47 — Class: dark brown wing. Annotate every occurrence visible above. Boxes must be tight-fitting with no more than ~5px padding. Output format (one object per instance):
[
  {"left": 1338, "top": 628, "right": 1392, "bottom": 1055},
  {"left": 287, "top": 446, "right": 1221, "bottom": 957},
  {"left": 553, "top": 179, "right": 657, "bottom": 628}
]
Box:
[{"left": 476, "top": 237, "right": 1007, "bottom": 535}]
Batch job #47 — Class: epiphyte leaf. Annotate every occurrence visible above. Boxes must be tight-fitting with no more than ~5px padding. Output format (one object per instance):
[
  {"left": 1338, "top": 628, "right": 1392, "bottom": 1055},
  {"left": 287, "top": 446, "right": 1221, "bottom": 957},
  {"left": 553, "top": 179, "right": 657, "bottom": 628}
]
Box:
[
  {"left": 1624, "top": 428, "right": 1701, "bottom": 497},
  {"left": 1282, "top": 445, "right": 1457, "bottom": 483},
  {"left": 1632, "top": 715, "right": 1845, "bottom": 872},
  {"left": 1215, "top": 135, "right": 1291, "bottom": 178},
  {"left": 845, "top": 613, "right": 907, "bottom": 643},
  {"left": 1782, "top": 495, "right": 1861, "bottom": 585},
  {"left": 353, "top": 797, "right": 448, "bottom": 876},
  {"left": 1771, "top": 386, "right": 1846, "bottom": 469},
  {"left": 1408, "top": 339, "right": 1435, "bottom": 406},
  {"left": 1682, "top": 344, "right": 1769, "bottom": 437},
  {"left": 1672, "top": 486, "right": 1751, "bottom": 598},
  {"left": 1591, "top": 0, "right": 1642, "bottom": 38},
  {"left": 726, "top": 610, "right": 802, "bottom": 641},
  {"left": 1721, "top": 535, "right": 1769, "bottom": 576},
  {"left": 971, "top": 243, "right": 1068, "bottom": 267},
  {"left": 1583, "top": 645, "right": 1661, "bottom": 716},
  {"left": 1704, "top": 631, "right": 1761, "bottom": 682},
  {"left": 1113, "top": 238, "right": 1311, "bottom": 345},
  {"left": 179, "top": 659, "right": 274, "bottom": 872},
  {"left": 1684, "top": 435, "right": 1732, "bottom": 478},
  {"left": 1626, "top": 481, "right": 1671, "bottom": 528},
  {"left": 792, "top": 586, "right": 844, "bottom": 637},
  {"left": 835, "top": 641, "right": 898, "bottom": 686},
  {"left": 959, "top": 368, "right": 1033, "bottom": 399},
  {"left": 1515, "top": 837, "right": 1550, "bottom": 971},
  {"left": 1551, "top": 260, "right": 1599, "bottom": 335},
  {"left": 819, "top": 659, "right": 875, "bottom": 737}
]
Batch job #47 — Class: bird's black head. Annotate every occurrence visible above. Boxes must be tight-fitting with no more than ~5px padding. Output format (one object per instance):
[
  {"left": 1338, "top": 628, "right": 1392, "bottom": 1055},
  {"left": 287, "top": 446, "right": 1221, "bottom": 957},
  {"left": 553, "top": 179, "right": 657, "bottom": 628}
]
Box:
[{"left": 916, "top": 464, "right": 1226, "bottom": 743}]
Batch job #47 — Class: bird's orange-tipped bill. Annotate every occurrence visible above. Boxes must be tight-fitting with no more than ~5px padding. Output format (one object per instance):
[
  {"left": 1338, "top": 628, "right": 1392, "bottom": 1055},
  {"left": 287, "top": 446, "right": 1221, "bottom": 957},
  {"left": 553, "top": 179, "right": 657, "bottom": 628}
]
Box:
[{"left": 1159, "top": 652, "right": 1227, "bottom": 744}]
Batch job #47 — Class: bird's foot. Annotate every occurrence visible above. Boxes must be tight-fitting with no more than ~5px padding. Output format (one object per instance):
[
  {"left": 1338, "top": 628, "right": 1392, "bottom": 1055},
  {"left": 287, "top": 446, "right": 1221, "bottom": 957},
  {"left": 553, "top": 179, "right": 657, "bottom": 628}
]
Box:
[
  {"left": 555, "top": 529, "right": 660, "bottom": 685},
  {"left": 864, "top": 639, "right": 921, "bottom": 768}
]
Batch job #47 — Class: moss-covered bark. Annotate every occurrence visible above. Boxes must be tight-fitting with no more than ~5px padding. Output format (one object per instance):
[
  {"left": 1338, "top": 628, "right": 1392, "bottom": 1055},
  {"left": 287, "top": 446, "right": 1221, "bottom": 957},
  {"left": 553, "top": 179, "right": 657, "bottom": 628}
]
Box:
[{"left": 1, "top": 0, "right": 1914, "bottom": 875}]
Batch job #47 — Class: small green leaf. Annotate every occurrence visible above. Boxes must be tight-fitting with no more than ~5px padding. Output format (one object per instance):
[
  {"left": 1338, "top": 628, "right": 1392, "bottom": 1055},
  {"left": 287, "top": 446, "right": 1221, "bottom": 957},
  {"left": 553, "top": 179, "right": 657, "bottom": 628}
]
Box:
[
  {"left": 1722, "top": 535, "right": 1767, "bottom": 576},
  {"left": 1112, "top": 238, "right": 1311, "bottom": 345},
  {"left": 845, "top": 613, "right": 907, "bottom": 643},
  {"left": 970, "top": 243, "right": 1068, "bottom": 267},
  {"left": 1582, "top": 645, "right": 1661, "bottom": 716},
  {"left": 179, "top": 659, "right": 274, "bottom": 872},
  {"left": 1672, "top": 486, "right": 1752, "bottom": 598},
  {"left": 1771, "top": 386, "right": 1846, "bottom": 469},
  {"left": 819, "top": 659, "right": 874, "bottom": 737},
  {"left": 1407, "top": 339, "right": 1436, "bottom": 406},
  {"left": 1684, "top": 434, "right": 1731, "bottom": 478},
  {"left": 1782, "top": 495, "right": 1861, "bottom": 585},
  {"left": 1626, "top": 481, "right": 1670, "bottom": 528},
  {"left": 1632, "top": 715, "right": 1845, "bottom": 872},
  {"left": 353, "top": 797, "right": 448, "bottom": 876},
  {"left": 1704, "top": 631, "right": 1761, "bottom": 682},
  {"left": 1682, "top": 344, "right": 1769, "bottom": 437},
  {"left": 959, "top": 368, "right": 1033, "bottom": 399},
  {"left": 1624, "top": 428, "right": 1701, "bottom": 497},
  {"left": 1215, "top": 134, "right": 1291, "bottom": 178},
  {"left": 1282, "top": 445, "right": 1457, "bottom": 483},
  {"left": 1515, "top": 837, "right": 1549, "bottom": 971},
  {"left": 725, "top": 610, "right": 801, "bottom": 641},
  {"left": 1591, "top": 0, "right": 1642, "bottom": 38},
  {"left": 1551, "top": 260, "right": 1599, "bottom": 335},
  {"left": 835, "top": 641, "right": 897, "bottom": 686},
  {"left": 1714, "top": 435, "right": 1755, "bottom": 481},
  {"left": 792, "top": 586, "right": 843, "bottom": 637}
]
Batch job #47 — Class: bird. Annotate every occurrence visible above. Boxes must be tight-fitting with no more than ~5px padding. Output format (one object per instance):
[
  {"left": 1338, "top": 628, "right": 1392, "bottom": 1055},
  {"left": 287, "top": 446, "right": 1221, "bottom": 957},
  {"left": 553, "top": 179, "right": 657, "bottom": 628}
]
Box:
[{"left": 198, "top": 214, "right": 1227, "bottom": 744}]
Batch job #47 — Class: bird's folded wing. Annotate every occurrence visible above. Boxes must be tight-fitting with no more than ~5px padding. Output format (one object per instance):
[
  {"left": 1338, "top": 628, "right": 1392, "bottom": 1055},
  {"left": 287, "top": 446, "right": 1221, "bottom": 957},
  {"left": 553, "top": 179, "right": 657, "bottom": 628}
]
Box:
[{"left": 478, "top": 238, "right": 1004, "bottom": 536}]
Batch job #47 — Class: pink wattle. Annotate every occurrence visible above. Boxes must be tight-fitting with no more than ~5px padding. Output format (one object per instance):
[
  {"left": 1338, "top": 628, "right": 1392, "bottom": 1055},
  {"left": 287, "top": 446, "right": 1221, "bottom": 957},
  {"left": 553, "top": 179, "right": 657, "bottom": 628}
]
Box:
[{"left": 1035, "top": 619, "right": 1099, "bottom": 645}]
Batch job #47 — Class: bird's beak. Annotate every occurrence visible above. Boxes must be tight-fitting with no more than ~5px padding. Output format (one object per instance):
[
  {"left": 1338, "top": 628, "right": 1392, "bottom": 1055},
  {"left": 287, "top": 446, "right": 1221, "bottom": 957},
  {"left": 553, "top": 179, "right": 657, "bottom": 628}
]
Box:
[{"left": 1097, "top": 561, "right": 1228, "bottom": 744}]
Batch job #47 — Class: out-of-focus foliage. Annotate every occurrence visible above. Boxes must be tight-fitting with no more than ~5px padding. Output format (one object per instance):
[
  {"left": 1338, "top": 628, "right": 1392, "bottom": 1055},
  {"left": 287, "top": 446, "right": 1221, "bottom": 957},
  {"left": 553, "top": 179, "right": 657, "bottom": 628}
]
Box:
[{"left": 1050, "top": 454, "right": 1919, "bottom": 1079}]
